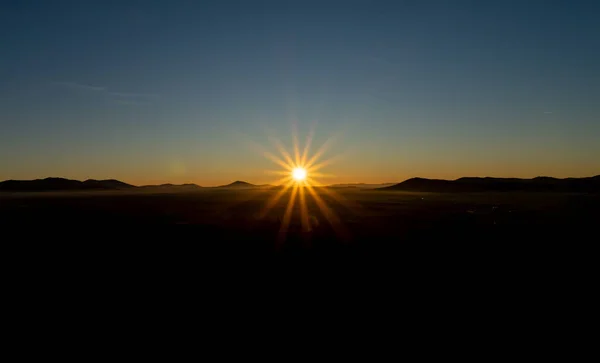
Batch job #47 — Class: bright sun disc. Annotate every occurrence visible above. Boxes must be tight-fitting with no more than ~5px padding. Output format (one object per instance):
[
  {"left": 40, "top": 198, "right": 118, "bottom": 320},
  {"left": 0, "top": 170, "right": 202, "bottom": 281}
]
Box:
[{"left": 292, "top": 167, "right": 307, "bottom": 181}]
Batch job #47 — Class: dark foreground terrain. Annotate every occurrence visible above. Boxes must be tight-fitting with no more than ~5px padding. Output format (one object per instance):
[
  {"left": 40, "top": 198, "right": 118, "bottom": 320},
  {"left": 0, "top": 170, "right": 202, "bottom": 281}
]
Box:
[
  {"left": 2, "top": 188, "right": 597, "bottom": 253},
  {"left": 3, "top": 187, "right": 598, "bottom": 305}
]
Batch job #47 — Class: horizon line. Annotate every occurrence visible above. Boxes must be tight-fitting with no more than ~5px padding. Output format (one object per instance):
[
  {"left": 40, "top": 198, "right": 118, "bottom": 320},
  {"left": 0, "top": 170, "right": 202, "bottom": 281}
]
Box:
[{"left": 2, "top": 174, "right": 599, "bottom": 188}]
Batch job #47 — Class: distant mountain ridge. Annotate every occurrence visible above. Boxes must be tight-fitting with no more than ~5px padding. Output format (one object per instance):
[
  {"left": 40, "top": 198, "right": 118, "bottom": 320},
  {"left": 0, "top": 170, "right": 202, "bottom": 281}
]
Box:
[
  {"left": 3, "top": 176, "right": 599, "bottom": 193},
  {"left": 378, "top": 176, "right": 600, "bottom": 193},
  {"left": 0, "top": 177, "right": 266, "bottom": 192},
  {"left": 328, "top": 183, "right": 397, "bottom": 189},
  {"left": 0, "top": 177, "right": 135, "bottom": 192},
  {"left": 215, "top": 181, "right": 272, "bottom": 188},
  {"left": 218, "top": 180, "right": 255, "bottom": 188},
  {"left": 139, "top": 183, "right": 201, "bottom": 191}
]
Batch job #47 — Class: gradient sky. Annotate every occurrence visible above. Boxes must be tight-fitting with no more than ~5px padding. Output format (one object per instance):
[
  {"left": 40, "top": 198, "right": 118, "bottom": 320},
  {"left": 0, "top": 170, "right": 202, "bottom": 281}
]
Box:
[{"left": 1, "top": 0, "right": 599, "bottom": 185}]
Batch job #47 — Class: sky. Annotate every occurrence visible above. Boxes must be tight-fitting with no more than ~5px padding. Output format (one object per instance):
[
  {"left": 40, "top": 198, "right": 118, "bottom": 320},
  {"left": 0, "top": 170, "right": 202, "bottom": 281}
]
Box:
[{"left": 1, "top": 0, "right": 599, "bottom": 186}]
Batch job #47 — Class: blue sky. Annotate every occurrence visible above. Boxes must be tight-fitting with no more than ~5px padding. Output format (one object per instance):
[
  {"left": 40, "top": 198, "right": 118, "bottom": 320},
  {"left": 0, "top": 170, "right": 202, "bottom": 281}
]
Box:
[{"left": 1, "top": 0, "right": 598, "bottom": 185}]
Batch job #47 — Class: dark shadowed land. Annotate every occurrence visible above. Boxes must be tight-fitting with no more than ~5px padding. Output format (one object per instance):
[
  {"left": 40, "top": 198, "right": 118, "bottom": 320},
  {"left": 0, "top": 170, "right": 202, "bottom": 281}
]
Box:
[
  {"left": 2, "top": 172, "right": 598, "bottom": 286},
  {"left": 2, "top": 179, "right": 598, "bottom": 255},
  {"left": 3, "top": 182, "right": 597, "bottom": 295}
]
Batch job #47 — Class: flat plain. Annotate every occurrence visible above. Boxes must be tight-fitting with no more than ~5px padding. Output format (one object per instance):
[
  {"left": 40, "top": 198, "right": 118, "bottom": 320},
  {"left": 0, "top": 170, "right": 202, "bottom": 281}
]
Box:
[{"left": 2, "top": 188, "right": 597, "bottom": 255}]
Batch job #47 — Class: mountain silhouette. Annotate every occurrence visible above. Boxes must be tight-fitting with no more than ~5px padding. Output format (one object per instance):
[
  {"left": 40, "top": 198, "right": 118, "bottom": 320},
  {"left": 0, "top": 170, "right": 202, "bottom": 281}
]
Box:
[
  {"left": 0, "top": 177, "right": 135, "bottom": 192},
  {"left": 140, "top": 183, "right": 202, "bottom": 191},
  {"left": 3, "top": 175, "right": 599, "bottom": 193},
  {"left": 328, "top": 183, "right": 397, "bottom": 189},
  {"left": 217, "top": 181, "right": 256, "bottom": 188},
  {"left": 82, "top": 179, "right": 134, "bottom": 189},
  {"left": 378, "top": 176, "right": 600, "bottom": 193}
]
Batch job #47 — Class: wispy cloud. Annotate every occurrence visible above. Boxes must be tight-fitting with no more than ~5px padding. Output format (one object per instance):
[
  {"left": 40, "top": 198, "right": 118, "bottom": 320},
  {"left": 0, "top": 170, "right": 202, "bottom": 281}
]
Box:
[
  {"left": 54, "top": 81, "right": 106, "bottom": 91},
  {"left": 108, "top": 91, "right": 159, "bottom": 99},
  {"left": 54, "top": 81, "right": 159, "bottom": 104},
  {"left": 115, "top": 100, "right": 149, "bottom": 106}
]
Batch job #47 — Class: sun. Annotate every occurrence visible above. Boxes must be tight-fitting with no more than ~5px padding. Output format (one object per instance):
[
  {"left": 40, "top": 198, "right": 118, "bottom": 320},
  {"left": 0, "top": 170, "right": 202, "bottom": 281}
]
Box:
[
  {"left": 252, "top": 123, "right": 353, "bottom": 244},
  {"left": 292, "top": 167, "right": 307, "bottom": 182}
]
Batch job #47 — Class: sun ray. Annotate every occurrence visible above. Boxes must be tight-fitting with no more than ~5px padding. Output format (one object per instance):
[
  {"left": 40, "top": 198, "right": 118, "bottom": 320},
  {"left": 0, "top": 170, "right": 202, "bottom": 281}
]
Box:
[
  {"left": 258, "top": 180, "right": 294, "bottom": 218},
  {"left": 308, "top": 154, "right": 343, "bottom": 173},
  {"left": 244, "top": 138, "right": 291, "bottom": 169},
  {"left": 291, "top": 121, "right": 301, "bottom": 166},
  {"left": 264, "top": 126, "right": 296, "bottom": 168},
  {"left": 265, "top": 170, "right": 293, "bottom": 177},
  {"left": 263, "top": 151, "right": 292, "bottom": 171},
  {"left": 299, "top": 186, "right": 310, "bottom": 232},
  {"left": 252, "top": 123, "right": 351, "bottom": 245},
  {"left": 309, "top": 180, "right": 365, "bottom": 215},
  {"left": 241, "top": 176, "right": 291, "bottom": 206},
  {"left": 268, "top": 175, "right": 293, "bottom": 187},
  {"left": 271, "top": 138, "right": 296, "bottom": 169},
  {"left": 306, "top": 172, "right": 336, "bottom": 179},
  {"left": 300, "top": 123, "right": 316, "bottom": 166},
  {"left": 306, "top": 184, "right": 350, "bottom": 241},
  {"left": 304, "top": 135, "right": 337, "bottom": 169},
  {"left": 277, "top": 184, "right": 298, "bottom": 244}
]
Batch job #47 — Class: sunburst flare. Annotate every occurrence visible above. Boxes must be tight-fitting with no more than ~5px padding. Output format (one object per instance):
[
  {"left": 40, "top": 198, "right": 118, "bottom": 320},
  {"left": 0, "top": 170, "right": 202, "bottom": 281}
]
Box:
[{"left": 255, "top": 125, "right": 356, "bottom": 244}]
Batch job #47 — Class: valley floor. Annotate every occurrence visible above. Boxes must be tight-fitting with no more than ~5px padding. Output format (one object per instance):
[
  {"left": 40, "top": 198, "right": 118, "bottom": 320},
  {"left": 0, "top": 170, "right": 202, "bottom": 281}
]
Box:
[{"left": 1, "top": 188, "right": 597, "bottom": 253}]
